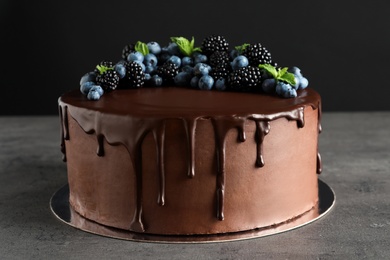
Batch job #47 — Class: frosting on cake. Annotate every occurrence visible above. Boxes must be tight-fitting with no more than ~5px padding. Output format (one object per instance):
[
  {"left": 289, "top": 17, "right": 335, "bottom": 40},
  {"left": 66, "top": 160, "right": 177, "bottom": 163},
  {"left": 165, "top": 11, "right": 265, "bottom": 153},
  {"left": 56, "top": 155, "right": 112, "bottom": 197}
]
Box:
[{"left": 59, "top": 87, "right": 321, "bottom": 235}]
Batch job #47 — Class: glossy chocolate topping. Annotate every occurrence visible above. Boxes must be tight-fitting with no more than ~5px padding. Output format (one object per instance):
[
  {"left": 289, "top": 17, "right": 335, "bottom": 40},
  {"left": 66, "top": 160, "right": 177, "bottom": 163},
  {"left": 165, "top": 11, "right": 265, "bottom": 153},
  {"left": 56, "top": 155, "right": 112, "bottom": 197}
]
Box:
[
  {"left": 59, "top": 87, "right": 322, "bottom": 232},
  {"left": 60, "top": 87, "right": 320, "bottom": 117}
]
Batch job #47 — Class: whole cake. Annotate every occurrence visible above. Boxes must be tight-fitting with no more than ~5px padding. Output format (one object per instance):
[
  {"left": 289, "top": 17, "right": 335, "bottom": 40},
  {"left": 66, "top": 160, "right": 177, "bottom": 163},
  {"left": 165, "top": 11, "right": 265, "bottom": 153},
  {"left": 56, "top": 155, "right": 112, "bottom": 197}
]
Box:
[{"left": 59, "top": 35, "right": 322, "bottom": 235}]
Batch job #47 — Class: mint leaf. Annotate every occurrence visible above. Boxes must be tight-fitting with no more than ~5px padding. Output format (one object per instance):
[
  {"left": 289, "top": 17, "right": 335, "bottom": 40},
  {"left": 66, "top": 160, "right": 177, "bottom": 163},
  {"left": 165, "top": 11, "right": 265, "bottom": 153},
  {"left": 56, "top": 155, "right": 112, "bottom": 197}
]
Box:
[
  {"left": 259, "top": 64, "right": 296, "bottom": 85},
  {"left": 259, "top": 64, "right": 278, "bottom": 78},
  {"left": 171, "top": 36, "right": 201, "bottom": 56},
  {"left": 135, "top": 41, "right": 149, "bottom": 55},
  {"left": 279, "top": 72, "right": 296, "bottom": 85},
  {"left": 278, "top": 67, "right": 288, "bottom": 77},
  {"left": 235, "top": 43, "right": 250, "bottom": 54},
  {"left": 96, "top": 65, "right": 113, "bottom": 75}
]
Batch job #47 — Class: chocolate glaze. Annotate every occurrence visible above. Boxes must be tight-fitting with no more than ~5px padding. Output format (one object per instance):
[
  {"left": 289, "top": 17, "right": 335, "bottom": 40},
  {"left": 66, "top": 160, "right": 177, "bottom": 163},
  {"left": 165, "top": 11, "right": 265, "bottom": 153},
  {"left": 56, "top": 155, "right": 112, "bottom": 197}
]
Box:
[
  {"left": 316, "top": 102, "right": 323, "bottom": 174},
  {"left": 59, "top": 105, "right": 68, "bottom": 162},
  {"left": 59, "top": 87, "right": 322, "bottom": 232}
]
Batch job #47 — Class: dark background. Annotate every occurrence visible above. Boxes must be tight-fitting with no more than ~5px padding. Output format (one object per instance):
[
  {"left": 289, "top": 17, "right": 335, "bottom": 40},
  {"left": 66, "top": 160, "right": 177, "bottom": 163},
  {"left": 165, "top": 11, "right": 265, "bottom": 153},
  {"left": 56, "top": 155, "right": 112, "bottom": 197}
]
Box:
[{"left": 1, "top": 0, "right": 389, "bottom": 115}]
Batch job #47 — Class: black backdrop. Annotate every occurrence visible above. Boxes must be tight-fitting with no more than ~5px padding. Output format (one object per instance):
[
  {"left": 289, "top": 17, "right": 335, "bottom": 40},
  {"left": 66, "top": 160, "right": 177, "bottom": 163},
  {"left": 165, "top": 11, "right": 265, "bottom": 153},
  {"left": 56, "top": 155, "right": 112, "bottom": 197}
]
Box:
[{"left": 1, "top": 0, "right": 389, "bottom": 115}]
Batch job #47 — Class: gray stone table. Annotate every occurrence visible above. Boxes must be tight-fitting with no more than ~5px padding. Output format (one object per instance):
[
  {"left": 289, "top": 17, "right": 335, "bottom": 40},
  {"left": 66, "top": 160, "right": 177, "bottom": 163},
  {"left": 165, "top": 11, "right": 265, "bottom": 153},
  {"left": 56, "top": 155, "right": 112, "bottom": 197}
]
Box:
[{"left": 1, "top": 113, "right": 389, "bottom": 259}]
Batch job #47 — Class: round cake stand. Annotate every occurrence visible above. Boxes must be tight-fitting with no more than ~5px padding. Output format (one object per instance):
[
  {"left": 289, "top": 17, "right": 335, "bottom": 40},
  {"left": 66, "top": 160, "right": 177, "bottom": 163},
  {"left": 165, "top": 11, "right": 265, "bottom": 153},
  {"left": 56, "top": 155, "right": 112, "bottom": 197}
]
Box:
[{"left": 50, "top": 179, "right": 335, "bottom": 243}]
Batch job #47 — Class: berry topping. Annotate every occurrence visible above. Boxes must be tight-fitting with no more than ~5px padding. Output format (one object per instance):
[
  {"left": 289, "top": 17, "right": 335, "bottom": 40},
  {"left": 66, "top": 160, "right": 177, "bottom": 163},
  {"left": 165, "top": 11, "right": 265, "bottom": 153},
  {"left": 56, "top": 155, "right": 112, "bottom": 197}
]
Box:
[
  {"left": 242, "top": 43, "right": 273, "bottom": 67},
  {"left": 79, "top": 35, "right": 309, "bottom": 100},
  {"left": 201, "top": 35, "right": 229, "bottom": 55},
  {"left": 124, "top": 61, "right": 145, "bottom": 88},
  {"left": 122, "top": 43, "right": 135, "bottom": 60},
  {"left": 228, "top": 66, "right": 263, "bottom": 92},
  {"left": 96, "top": 69, "right": 120, "bottom": 91},
  {"left": 157, "top": 61, "right": 179, "bottom": 84}
]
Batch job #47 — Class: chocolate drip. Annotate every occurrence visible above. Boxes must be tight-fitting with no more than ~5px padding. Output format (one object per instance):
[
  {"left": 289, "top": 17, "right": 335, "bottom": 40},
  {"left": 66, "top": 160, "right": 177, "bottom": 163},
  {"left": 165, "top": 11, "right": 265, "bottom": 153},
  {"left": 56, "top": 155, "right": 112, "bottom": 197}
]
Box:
[
  {"left": 63, "top": 106, "right": 69, "bottom": 140},
  {"left": 59, "top": 105, "right": 69, "bottom": 162},
  {"left": 316, "top": 101, "right": 323, "bottom": 174},
  {"left": 254, "top": 120, "right": 270, "bottom": 167},
  {"left": 250, "top": 108, "right": 305, "bottom": 167},
  {"left": 96, "top": 135, "right": 105, "bottom": 156},
  {"left": 152, "top": 121, "right": 166, "bottom": 206},
  {"left": 318, "top": 101, "right": 322, "bottom": 134},
  {"left": 211, "top": 116, "right": 246, "bottom": 220},
  {"left": 316, "top": 152, "right": 322, "bottom": 174},
  {"left": 182, "top": 118, "right": 197, "bottom": 178},
  {"left": 129, "top": 133, "right": 146, "bottom": 233}
]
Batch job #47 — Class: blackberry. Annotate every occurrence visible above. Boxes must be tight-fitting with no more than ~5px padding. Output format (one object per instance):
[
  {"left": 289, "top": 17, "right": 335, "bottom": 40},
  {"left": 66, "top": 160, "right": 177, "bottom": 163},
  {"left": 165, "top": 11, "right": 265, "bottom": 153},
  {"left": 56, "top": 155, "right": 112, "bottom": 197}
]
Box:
[
  {"left": 124, "top": 61, "right": 145, "bottom": 88},
  {"left": 209, "top": 51, "right": 231, "bottom": 80},
  {"left": 96, "top": 69, "right": 120, "bottom": 91},
  {"left": 156, "top": 61, "right": 179, "bottom": 84},
  {"left": 201, "top": 35, "right": 229, "bottom": 55},
  {"left": 122, "top": 43, "right": 135, "bottom": 60},
  {"left": 242, "top": 43, "right": 273, "bottom": 66},
  {"left": 210, "top": 65, "right": 230, "bottom": 80},
  {"left": 209, "top": 51, "right": 230, "bottom": 67},
  {"left": 94, "top": 60, "right": 114, "bottom": 74},
  {"left": 227, "top": 66, "right": 262, "bottom": 92}
]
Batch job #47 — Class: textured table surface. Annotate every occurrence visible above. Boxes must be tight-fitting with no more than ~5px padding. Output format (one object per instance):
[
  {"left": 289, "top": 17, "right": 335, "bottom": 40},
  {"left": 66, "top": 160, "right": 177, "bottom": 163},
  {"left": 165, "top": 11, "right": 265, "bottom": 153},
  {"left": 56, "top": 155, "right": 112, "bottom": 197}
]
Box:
[{"left": 1, "top": 113, "right": 389, "bottom": 259}]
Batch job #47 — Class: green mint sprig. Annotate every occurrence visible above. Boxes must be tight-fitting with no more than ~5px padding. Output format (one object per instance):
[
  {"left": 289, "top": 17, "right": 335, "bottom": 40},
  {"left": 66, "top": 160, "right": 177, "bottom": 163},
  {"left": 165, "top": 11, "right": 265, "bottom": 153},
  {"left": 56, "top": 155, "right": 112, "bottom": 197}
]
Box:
[
  {"left": 170, "top": 36, "right": 202, "bottom": 56},
  {"left": 259, "top": 64, "right": 296, "bottom": 86},
  {"left": 235, "top": 43, "right": 250, "bottom": 54},
  {"left": 96, "top": 65, "right": 113, "bottom": 75},
  {"left": 134, "top": 41, "right": 149, "bottom": 55}
]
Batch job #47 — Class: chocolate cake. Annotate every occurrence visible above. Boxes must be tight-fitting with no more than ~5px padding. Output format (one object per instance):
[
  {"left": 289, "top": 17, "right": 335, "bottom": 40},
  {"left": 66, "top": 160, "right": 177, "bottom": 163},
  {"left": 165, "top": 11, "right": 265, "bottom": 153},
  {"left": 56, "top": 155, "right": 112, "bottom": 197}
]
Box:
[{"left": 58, "top": 35, "right": 322, "bottom": 236}]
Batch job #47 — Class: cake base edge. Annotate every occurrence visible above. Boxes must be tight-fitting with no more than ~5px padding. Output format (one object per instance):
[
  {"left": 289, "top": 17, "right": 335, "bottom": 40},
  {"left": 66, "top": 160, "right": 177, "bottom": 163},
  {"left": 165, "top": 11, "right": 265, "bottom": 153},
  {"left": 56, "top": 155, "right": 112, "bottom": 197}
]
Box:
[{"left": 50, "top": 179, "right": 335, "bottom": 243}]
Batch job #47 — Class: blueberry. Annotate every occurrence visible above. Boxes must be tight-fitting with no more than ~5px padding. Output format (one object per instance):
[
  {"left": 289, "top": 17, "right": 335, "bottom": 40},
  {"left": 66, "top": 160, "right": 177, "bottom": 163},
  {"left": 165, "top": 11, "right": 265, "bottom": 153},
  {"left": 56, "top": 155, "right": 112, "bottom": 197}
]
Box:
[
  {"left": 181, "top": 65, "right": 194, "bottom": 74},
  {"left": 215, "top": 78, "right": 227, "bottom": 91},
  {"left": 193, "top": 53, "right": 207, "bottom": 64},
  {"left": 90, "top": 85, "right": 104, "bottom": 96},
  {"left": 150, "top": 75, "right": 163, "bottom": 87},
  {"left": 181, "top": 56, "right": 193, "bottom": 67},
  {"left": 168, "top": 55, "right": 181, "bottom": 68},
  {"left": 80, "top": 81, "right": 95, "bottom": 95},
  {"left": 190, "top": 76, "right": 199, "bottom": 88},
  {"left": 144, "top": 53, "right": 158, "bottom": 67},
  {"left": 276, "top": 82, "right": 297, "bottom": 98},
  {"left": 231, "top": 55, "right": 249, "bottom": 70},
  {"left": 230, "top": 49, "right": 239, "bottom": 60},
  {"left": 127, "top": 51, "right": 144, "bottom": 63},
  {"left": 87, "top": 89, "right": 101, "bottom": 100},
  {"left": 174, "top": 71, "right": 192, "bottom": 86},
  {"left": 192, "top": 51, "right": 202, "bottom": 58},
  {"left": 114, "top": 63, "right": 126, "bottom": 79},
  {"left": 198, "top": 75, "right": 214, "bottom": 90},
  {"left": 288, "top": 66, "right": 302, "bottom": 77},
  {"left": 283, "top": 87, "right": 297, "bottom": 98},
  {"left": 298, "top": 76, "right": 309, "bottom": 89},
  {"left": 275, "top": 82, "right": 290, "bottom": 96},
  {"left": 166, "top": 42, "right": 181, "bottom": 56},
  {"left": 291, "top": 73, "right": 309, "bottom": 90},
  {"left": 147, "top": 41, "right": 162, "bottom": 55},
  {"left": 194, "top": 63, "right": 211, "bottom": 76},
  {"left": 116, "top": 59, "right": 127, "bottom": 65},
  {"left": 80, "top": 71, "right": 97, "bottom": 86},
  {"left": 261, "top": 78, "right": 276, "bottom": 93},
  {"left": 291, "top": 75, "right": 300, "bottom": 90},
  {"left": 158, "top": 52, "right": 171, "bottom": 63},
  {"left": 144, "top": 73, "right": 152, "bottom": 81},
  {"left": 145, "top": 64, "right": 156, "bottom": 74}
]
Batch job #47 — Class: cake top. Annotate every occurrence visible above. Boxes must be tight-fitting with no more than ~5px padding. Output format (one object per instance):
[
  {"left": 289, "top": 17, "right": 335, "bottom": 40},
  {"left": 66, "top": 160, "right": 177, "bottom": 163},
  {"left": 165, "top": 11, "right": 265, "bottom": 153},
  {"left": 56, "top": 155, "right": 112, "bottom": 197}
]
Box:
[
  {"left": 78, "top": 35, "right": 310, "bottom": 101},
  {"left": 61, "top": 87, "right": 319, "bottom": 117}
]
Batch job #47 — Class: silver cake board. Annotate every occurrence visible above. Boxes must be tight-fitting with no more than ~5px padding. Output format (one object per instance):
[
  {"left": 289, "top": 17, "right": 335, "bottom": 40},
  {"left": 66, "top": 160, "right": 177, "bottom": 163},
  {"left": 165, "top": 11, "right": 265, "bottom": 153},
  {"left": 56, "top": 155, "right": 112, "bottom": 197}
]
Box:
[{"left": 50, "top": 179, "right": 335, "bottom": 243}]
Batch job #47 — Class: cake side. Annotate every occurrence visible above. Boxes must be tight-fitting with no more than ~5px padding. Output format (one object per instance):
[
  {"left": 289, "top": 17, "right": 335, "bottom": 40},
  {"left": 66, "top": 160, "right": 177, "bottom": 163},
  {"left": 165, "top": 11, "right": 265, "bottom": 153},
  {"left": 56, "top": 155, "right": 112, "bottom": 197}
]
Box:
[{"left": 59, "top": 87, "right": 321, "bottom": 235}]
